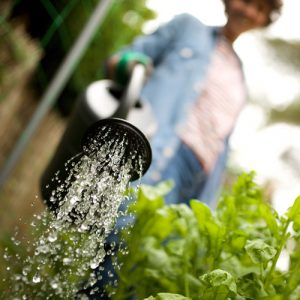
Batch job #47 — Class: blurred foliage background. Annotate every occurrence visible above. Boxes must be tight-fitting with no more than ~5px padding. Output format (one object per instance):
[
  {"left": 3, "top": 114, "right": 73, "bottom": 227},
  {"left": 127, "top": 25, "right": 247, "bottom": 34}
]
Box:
[
  {"left": 1, "top": 0, "right": 300, "bottom": 237},
  {"left": 6, "top": 0, "right": 156, "bottom": 114},
  {"left": 264, "top": 37, "right": 300, "bottom": 125},
  {"left": 0, "top": 0, "right": 155, "bottom": 236}
]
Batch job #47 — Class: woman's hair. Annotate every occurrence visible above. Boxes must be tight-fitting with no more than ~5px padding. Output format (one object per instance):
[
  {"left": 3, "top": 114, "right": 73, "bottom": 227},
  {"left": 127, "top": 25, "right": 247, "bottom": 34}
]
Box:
[{"left": 222, "top": 0, "right": 283, "bottom": 25}]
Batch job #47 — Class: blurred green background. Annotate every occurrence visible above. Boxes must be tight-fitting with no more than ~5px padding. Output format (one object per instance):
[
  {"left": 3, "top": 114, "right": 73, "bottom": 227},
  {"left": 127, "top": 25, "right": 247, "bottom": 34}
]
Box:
[
  {"left": 0, "top": 0, "right": 155, "bottom": 236},
  {"left": 1, "top": 0, "right": 300, "bottom": 238}
]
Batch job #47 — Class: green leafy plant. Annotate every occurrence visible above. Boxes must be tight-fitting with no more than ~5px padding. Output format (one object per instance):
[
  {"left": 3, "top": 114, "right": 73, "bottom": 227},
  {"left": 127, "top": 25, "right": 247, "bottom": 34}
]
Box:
[{"left": 112, "top": 172, "right": 300, "bottom": 299}]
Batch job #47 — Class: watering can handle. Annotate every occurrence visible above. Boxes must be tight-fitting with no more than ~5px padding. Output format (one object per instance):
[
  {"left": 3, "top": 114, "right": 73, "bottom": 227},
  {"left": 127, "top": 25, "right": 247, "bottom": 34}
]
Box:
[{"left": 113, "top": 63, "right": 147, "bottom": 119}]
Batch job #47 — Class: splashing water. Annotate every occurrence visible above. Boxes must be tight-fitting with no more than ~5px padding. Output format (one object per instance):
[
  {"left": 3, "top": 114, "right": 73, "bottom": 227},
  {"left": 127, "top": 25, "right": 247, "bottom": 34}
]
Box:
[{"left": 1, "top": 129, "right": 144, "bottom": 299}]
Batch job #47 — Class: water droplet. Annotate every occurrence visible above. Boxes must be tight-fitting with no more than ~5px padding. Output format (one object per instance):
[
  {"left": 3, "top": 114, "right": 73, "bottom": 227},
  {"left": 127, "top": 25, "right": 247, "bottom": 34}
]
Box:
[
  {"left": 63, "top": 258, "right": 72, "bottom": 265},
  {"left": 70, "top": 196, "right": 79, "bottom": 204},
  {"left": 80, "top": 224, "right": 89, "bottom": 232},
  {"left": 90, "top": 261, "right": 99, "bottom": 269},
  {"left": 48, "top": 232, "right": 57, "bottom": 242},
  {"left": 32, "top": 274, "right": 41, "bottom": 283},
  {"left": 5, "top": 134, "right": 143, "bottom": 297},
  {"left": 14, "top": 274, "right": 22, "bottom": 281},
  {"left": 22, "top": 266, "right": 30, "bottom": 276},
  {"left": 51, "top": 281, "right": 58, "bottom": 289}
]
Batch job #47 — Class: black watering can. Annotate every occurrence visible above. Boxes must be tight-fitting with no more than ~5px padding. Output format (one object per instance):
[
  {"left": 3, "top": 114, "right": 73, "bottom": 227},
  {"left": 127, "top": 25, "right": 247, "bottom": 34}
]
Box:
[{"left": 40, "top": 64, "right": 153, "bottom": 209}]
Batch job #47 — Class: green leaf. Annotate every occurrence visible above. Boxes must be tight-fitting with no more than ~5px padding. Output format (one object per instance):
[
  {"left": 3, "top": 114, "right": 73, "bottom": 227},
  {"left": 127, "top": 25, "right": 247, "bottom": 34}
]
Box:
[
  {"left": 259, "top": 203, "right": 280, "bottom": 240},
  {"left": 145, "top": 247, "right": 170, "bottom": 270},
  {"left": 130, "top": 181, "right": 173, "bottom": 214},
  {"left": 145, "top": 206, "right": 176, "bottom": 240},
  {"left": 216, "top": 195, "right": 237, "bottom": 228},
  {"left": 230, "top": 232, "right": 247, "bottom": 252},
  {"left": 245, "top": 239, "right": 277, "bottom": 264},
  {"left": 220, "top": 256, "right": 260, "bottom": 279},
  {"left": 289, "top": 285, "right": 300, "bottom": 300},
  {"left": 165, "top": 239, "right": 185, "bottom": 257},
  {"left": 237, "top": 272, "right": 268, "bottom": 298},
  {"left": 144, "top": 269, "right": 179, "bottom": 292},
  {"left": 190, "top": 200, "right": 213, "bottom": 232},
  {"left": 172, "top": 204, "right": 197, "bottom": 237},
  {"left": 112, "top": 172, "right": 300, "bottom": 299},
  {"left": 286, "top": 196, "right": 300, "bottom": 220},
  {"left": 191, "top": 200, "right": 225, "bottom": 265},
  {"left": 286, "top": 196, "right": 300, "bottom": 232},
  {"left": 141, "top": 181, "right": 174, "bottom": 200},
  {"left": 142, "top": 237, "right": 181, "bottom": 283},
  {"left": 200, "top": 269, "right": 237, "bottom": 294},
  {"left": 144, "top": 293, "right": 192, "bottom": 300}
]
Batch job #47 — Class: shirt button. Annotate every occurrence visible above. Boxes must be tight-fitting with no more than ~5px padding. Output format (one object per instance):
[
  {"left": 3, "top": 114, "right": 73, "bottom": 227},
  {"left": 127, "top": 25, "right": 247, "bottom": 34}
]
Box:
[{"left": 180, "top": 47, "right": 193, "bottom": 58}]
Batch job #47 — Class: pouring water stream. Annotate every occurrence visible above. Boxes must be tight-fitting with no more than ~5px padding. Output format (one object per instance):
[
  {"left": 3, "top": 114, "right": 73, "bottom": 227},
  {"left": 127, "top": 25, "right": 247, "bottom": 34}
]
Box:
[{"left": 2, "top": 118, "right": 152, "bottom": 299}]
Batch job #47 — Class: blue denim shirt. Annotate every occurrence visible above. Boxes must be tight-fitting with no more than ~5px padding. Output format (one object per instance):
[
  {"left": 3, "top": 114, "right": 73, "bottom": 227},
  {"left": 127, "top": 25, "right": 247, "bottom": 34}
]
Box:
[{"left": 120, "top": 14, "right": 236, "bottom": 204}]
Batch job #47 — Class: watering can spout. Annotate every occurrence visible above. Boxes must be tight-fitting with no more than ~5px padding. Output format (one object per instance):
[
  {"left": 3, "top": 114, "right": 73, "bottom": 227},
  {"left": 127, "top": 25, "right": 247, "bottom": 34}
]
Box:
[
  {"left": 40, "top": 118, "right": 152, "bottom": 210},
  {"left": 40, "top": 64, "right": 153, "bottom": 210},
  {"left": 82, "top": 118, "right": 152, "bottom": 181}
]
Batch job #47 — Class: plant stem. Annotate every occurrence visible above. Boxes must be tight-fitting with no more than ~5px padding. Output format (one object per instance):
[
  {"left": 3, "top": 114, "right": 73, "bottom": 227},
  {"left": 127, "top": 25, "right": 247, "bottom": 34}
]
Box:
[
  {"left": 260, "top": 263, "right": 264, "bottom": 281},
  {"left": 184, "top": 249, "right": 190, "bottom": 297},
  {"left": 265, "top": 220, "right": 291, "bottom": 287}
]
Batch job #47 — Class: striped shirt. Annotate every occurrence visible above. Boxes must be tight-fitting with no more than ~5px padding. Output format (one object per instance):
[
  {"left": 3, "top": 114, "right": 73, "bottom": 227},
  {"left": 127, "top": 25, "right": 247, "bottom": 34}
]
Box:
[{"left": 180, "top": 36, "right": 246, "bottom": 173}]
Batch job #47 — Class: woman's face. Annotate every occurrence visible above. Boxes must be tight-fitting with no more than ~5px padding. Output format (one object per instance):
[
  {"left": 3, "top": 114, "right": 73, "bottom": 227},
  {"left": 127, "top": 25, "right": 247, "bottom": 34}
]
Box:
[{"left": 224, "top": 0, "right": 272, "bottom": 41}]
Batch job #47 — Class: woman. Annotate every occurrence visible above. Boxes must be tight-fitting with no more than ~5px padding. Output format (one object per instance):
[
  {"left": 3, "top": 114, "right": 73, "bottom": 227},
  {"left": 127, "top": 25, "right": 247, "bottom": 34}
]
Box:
[{"left": 106, "top": 0, "right": 282, "bottom": 207}]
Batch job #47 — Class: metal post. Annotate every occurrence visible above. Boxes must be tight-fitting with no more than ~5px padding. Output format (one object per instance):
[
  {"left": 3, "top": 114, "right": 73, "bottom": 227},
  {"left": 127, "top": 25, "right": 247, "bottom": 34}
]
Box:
[{"left": 0, "top": 0, "right": 114, "bottom": 189}]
